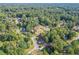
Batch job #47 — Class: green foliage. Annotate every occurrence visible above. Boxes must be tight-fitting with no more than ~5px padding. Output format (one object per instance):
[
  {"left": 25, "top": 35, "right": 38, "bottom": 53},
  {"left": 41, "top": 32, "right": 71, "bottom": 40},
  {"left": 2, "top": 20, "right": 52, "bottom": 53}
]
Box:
[
  {"left": 0, "top": 50, "right": 6, "bottom": 55},
  {"left": 0, "top": 4, "right": 78, "bottom": 55},
  {"left": 17, "top": 40, "right": 29, "bottom": 49},
  {"left": 0, "top": 22, "right": 6, "bottom": 32}
]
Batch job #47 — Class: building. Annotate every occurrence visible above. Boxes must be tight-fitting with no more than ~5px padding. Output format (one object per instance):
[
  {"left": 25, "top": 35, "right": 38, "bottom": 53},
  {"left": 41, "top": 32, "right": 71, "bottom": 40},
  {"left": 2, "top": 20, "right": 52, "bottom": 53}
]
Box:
[{"left": 73, "top": 26, "right": 79, "bottom": 31}]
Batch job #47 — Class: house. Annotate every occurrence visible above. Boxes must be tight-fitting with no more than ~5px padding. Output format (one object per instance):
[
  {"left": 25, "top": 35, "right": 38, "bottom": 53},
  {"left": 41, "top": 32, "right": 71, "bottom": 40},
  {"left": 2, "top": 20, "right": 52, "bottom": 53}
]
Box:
[
  {"left": 73, "top": 26, "right": 79, "bottom": 31},
  {"left": 44, "top": 44, "right": 54, "bottom": 54},
  {"left": 64, "top": 34, "right": 70, "bottom": 40},
  {"left": 21, "top": 27, "right": 26, "bottom": 32},
  {"left": 17, "top": 17, "right": 22, "bottom": 22},
  {"left": 37, "top": 34, "right": 45, "bottom": 44}
]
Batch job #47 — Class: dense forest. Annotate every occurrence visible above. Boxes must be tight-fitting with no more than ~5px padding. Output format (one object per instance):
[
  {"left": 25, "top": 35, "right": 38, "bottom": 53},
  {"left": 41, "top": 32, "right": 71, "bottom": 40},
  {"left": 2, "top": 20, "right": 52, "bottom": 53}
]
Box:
[{"left": 0, "top": 3, "right": 79, "bottom": 55}]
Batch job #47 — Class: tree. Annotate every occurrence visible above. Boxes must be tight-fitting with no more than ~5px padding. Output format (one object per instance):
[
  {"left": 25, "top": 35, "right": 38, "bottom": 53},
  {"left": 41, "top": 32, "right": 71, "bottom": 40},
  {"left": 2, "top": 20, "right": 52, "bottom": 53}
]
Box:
[{"left": 0, "top": 22, "right": 6, "bottom": 32}]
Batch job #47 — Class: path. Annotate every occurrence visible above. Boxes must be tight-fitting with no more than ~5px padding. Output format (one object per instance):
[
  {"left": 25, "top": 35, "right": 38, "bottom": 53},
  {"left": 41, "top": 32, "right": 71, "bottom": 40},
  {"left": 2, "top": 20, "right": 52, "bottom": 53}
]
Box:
[
  {"left": 31, "top": 36, "right": 39, "bottom": 49},
  {"left": 27, "top": 35, "right": 44, "bottom": 54},
  {"left": 27, "top": 25, "right": 50, "bottom": 54}
]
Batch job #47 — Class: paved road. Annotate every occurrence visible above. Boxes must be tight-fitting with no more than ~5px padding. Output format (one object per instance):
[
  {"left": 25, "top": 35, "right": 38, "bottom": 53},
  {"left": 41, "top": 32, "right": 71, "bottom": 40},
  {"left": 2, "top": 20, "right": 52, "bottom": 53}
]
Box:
[
  {"left": 27, "top": 36, "right": 44, "bottom": 54},
  {"left": 27, "top": 26, "right": 50, "bottom": 54},
  {"left": 31, "top": 36, "right": 39, "bottom": 49}
]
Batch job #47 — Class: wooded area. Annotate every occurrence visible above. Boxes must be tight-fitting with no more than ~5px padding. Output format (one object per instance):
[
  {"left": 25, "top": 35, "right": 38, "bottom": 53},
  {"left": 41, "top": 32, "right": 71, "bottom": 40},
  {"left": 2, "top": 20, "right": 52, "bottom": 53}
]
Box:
[{"left": 0, "top": 3, "right": 79, "bottom": 55}]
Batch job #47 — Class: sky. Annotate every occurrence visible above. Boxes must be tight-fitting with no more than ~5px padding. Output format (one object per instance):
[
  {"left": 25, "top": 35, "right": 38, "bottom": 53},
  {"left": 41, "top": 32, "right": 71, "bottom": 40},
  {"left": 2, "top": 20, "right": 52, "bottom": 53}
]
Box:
[{"left": 0, "top": 0, "right": 79, "bottom": 3}]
